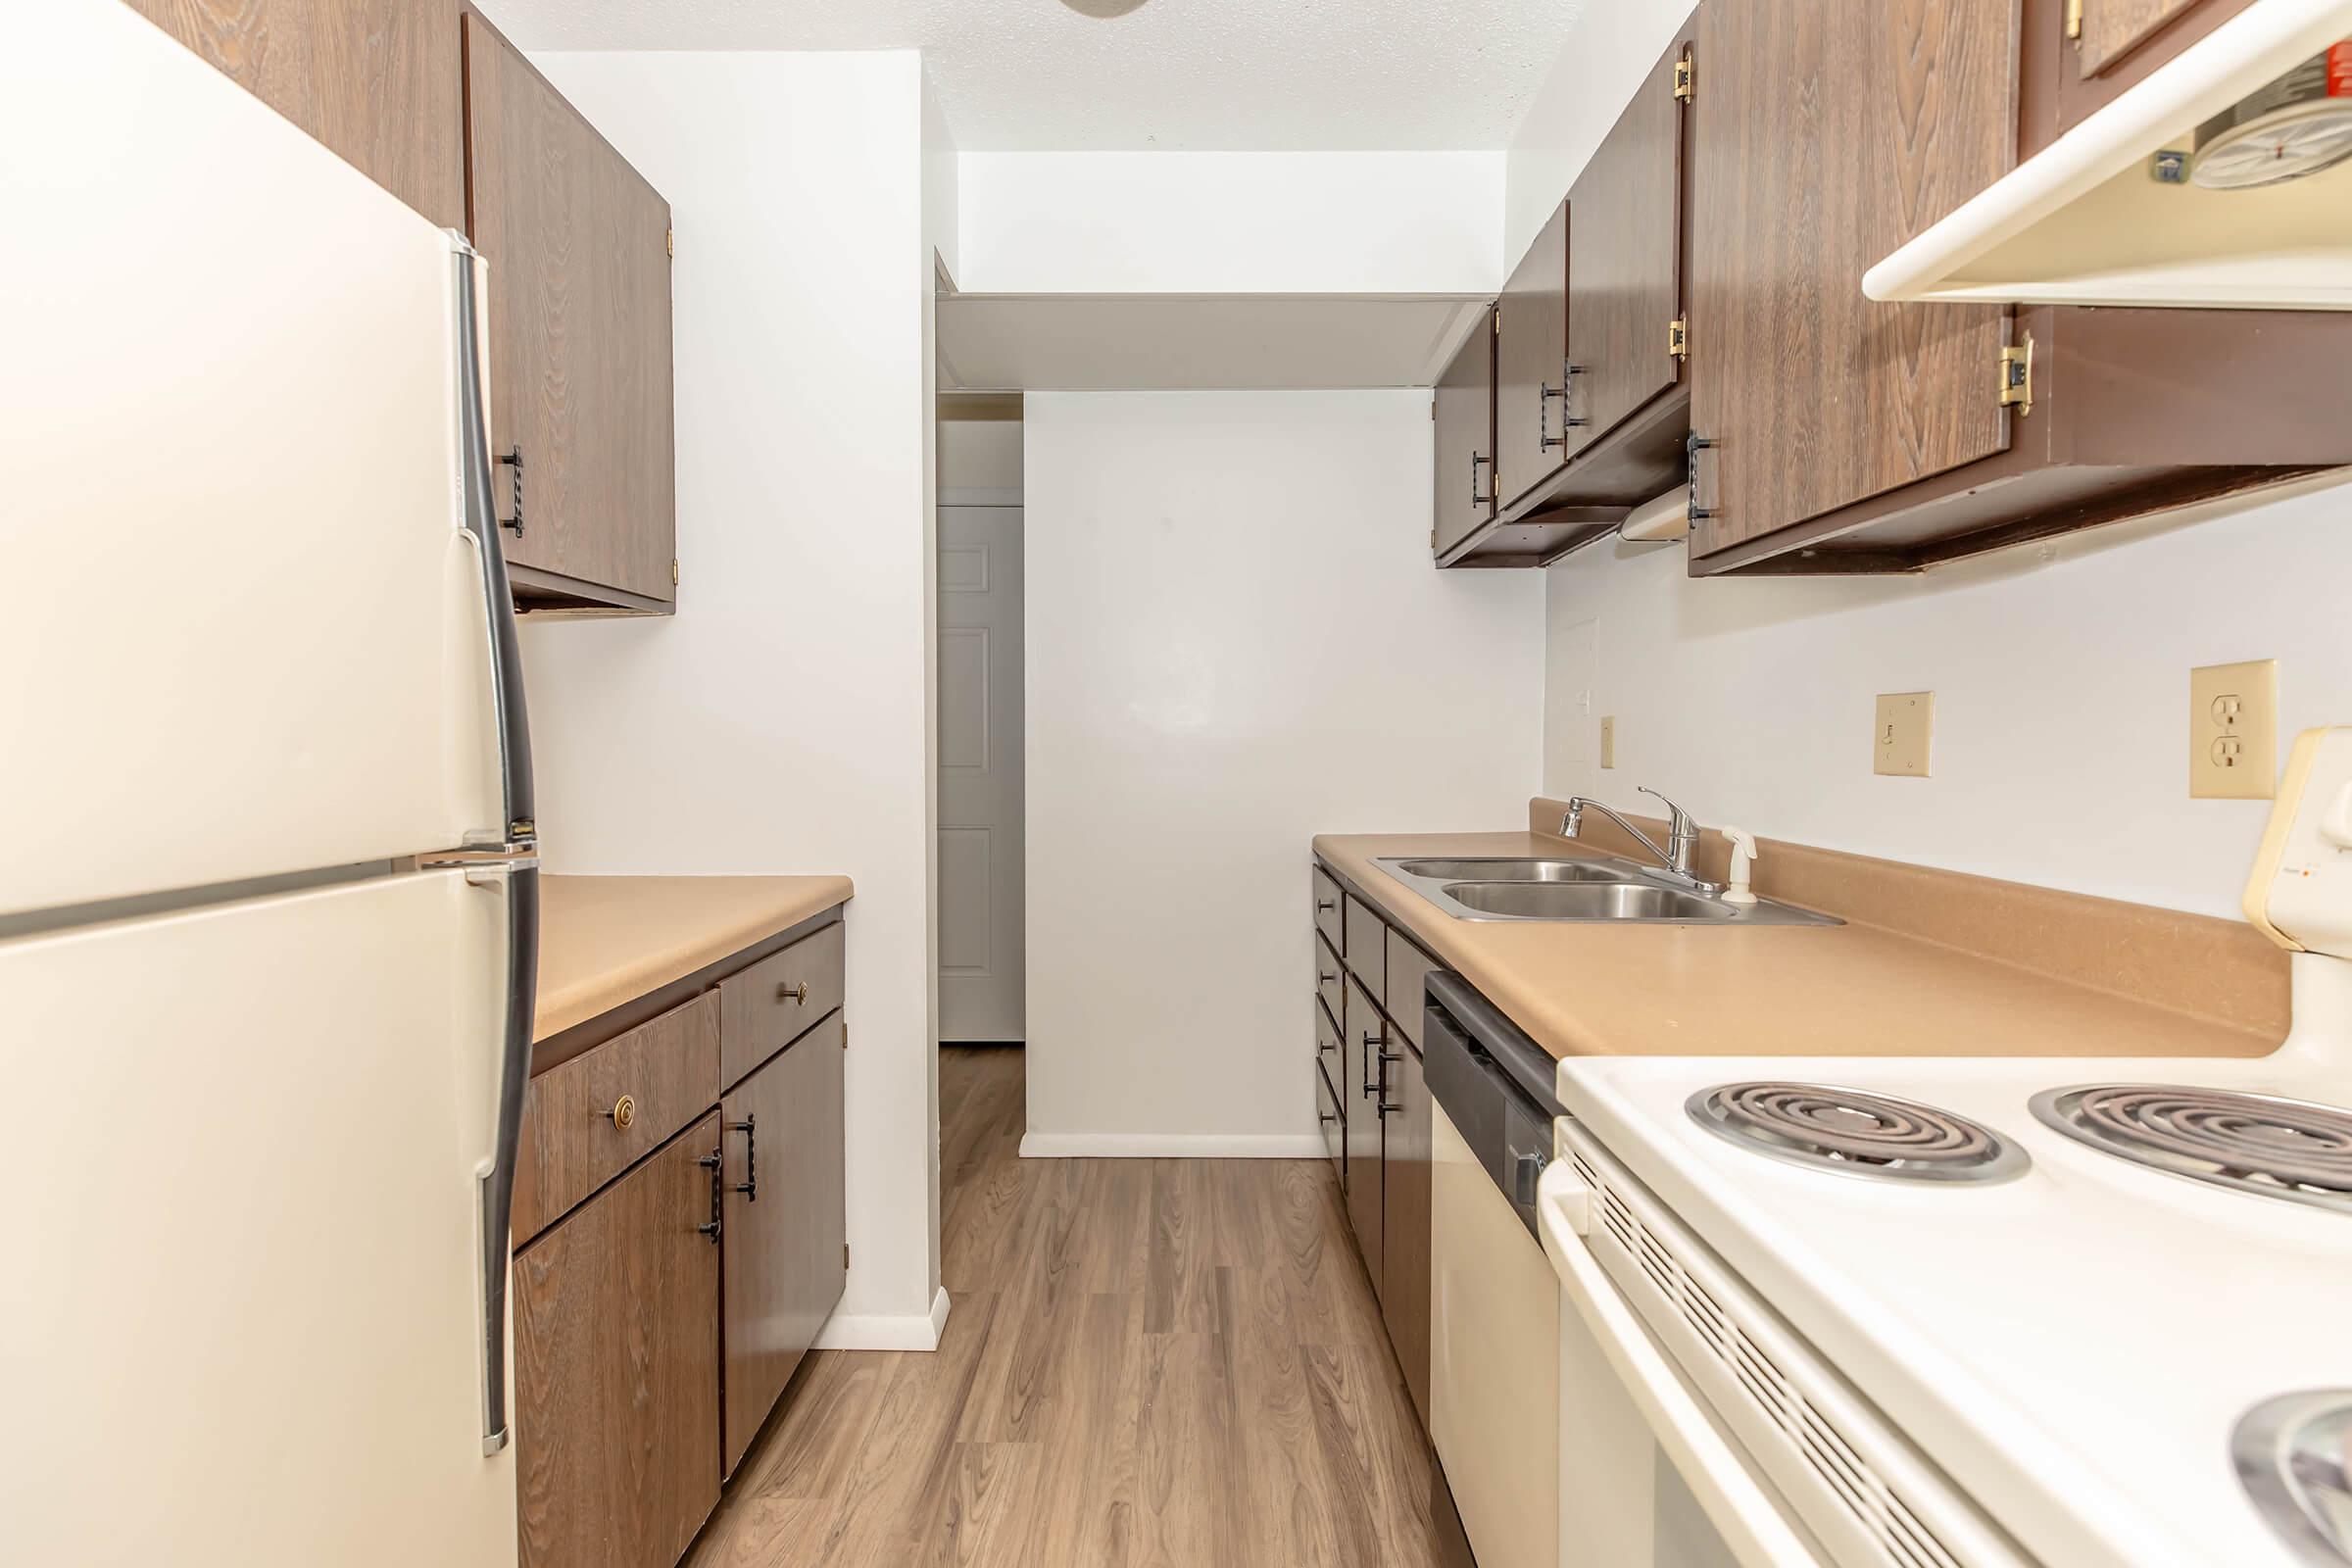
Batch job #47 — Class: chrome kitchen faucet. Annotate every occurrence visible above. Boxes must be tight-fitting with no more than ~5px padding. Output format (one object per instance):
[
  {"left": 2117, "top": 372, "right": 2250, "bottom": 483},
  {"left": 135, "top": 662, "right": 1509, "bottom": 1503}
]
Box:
[{"left": 1559, "top": 789, "right": 1721, "bottom": 895}]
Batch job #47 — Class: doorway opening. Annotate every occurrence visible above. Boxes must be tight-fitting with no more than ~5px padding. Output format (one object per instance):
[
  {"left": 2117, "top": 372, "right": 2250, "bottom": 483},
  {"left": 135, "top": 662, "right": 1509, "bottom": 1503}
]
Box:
[{"left": 935, "top": 392, "right": 1025, "bottom": 1054}]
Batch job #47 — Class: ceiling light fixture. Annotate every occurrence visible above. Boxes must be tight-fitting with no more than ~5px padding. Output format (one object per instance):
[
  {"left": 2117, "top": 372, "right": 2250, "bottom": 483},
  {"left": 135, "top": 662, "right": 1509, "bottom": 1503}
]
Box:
[{"left": 1059, "top": 0, "right": 1150, "bottom": 17}]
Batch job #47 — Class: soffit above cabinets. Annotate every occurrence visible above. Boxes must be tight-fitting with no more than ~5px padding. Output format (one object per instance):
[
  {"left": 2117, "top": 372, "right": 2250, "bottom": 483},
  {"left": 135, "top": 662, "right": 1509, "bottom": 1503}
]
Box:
[
  {"left": 936, "top": 293, "right": 1492, "bottom": 392},
  {"left": 1865, "top": 0, "right": 2352, "bottom": 310},
  {"left": 479, "top": 0, "right": 1579, "bottom": 152}
]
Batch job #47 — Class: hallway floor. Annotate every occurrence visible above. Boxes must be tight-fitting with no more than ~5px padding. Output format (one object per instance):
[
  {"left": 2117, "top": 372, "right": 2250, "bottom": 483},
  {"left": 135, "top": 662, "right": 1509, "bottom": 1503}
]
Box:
[{"left": 684, "top": 1045, "right": 1446, "bottom": 1567}]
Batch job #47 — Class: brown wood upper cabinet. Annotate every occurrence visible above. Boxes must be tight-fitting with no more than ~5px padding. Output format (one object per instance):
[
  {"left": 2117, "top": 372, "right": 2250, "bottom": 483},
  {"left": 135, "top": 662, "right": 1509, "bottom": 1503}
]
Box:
[
  {"left": 1683, "top": 0, "right": 2350, "bottom": 574},
  {"left": 1493, "top": 202, "right": 1573, "bottom": 518},
  {"left": 464, "top": 10, "right": 678, "bottom": 613},
  {"left": 1438, "top": 29, "right": 1695, "bottom": 567},
  {"left": 121, "top": 0, "right": 466, "bottom": 230},
  {"left": 1431, "top": 306, "right": 1497, "bottom": 558},
  {"left": 2036, "top": 0, "right": 2254, "bottom": 145},
  {"left": 718, "top": 1009, "right": 848, "bottom": 1477},
  {"left": 514, "top": 1113, "right": 722, "bottom": 1568}
]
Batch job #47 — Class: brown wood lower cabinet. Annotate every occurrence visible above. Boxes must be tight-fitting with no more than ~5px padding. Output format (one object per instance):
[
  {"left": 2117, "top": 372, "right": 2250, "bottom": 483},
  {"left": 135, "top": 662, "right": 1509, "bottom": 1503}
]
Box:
[
  {"left": 513, "top": 905, "right": 852, "bottom": 1568},
  {"left": 718, "top": 1009, "right": 849, "bottom": 1477},
  {"left": 1382, "top": 1041, "right": 1434, "bottom": 1427},
  {"left": 1314, "top": 860, "right": 1441, "bottom": 1431},
  {"left": 514, "top": 1113, "right": 723, "bottom": 1568},
  {"left": 1343, "top": 973, "right": 1387, "bottom": 1288}
]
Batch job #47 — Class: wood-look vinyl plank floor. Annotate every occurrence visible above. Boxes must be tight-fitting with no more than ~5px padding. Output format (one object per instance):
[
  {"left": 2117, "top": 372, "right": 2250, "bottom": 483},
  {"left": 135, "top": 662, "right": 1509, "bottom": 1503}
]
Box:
[{"left": 684, "top": 1045, "right": 1445, "bottom": 1568}]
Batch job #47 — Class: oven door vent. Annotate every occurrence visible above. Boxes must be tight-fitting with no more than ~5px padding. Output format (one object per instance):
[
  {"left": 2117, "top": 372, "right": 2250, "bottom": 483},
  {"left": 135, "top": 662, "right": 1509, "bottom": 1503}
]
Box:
[{"left": 1563, "top": 1134, "right": 2038, "bottom": 1568}]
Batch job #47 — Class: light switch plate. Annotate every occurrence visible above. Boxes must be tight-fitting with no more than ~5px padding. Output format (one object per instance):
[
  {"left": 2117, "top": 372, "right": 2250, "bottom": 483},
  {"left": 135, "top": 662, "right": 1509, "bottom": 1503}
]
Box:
[
  {"left": 1599, "top": 716, "right": 1616, "bottom": 769},
  {"left": 2189, "top": 659, "right": 2277, "bottom": 799},
  {"left": 1875, "top": 692, "right": 1934, "bottom": 777}
]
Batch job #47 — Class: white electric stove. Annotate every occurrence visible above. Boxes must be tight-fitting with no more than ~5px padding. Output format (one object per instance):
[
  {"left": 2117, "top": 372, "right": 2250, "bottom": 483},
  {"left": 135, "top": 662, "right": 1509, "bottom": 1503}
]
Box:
[{"left": 1540, "top": 727, "right": 2352, "bottom": 1568}]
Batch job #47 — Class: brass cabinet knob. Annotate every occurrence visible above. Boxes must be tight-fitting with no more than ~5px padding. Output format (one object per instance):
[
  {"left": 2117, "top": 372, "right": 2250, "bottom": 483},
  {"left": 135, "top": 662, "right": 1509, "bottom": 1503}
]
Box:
[
  {"left": 604, "top": 1094, "right": 636, "bottom": 1130},
  {"left": 777, "top": 980, "right": 809, "bottom": 1004}
]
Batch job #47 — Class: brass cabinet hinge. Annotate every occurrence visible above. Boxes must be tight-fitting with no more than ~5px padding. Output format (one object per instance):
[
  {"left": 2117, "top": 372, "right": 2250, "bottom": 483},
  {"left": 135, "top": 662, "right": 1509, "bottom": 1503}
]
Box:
[
  {"left": 1429, "top": 526, "right": 1439, "bottom": 549},
  {"left": 2064, "top": 0, "right": 2083, "bottom": 40},
  {"left": 671, "top": 558, "right": 680, "bottom": 586},
  {"left": 1674, "top": 55, "right": 1694, "bottom": 101},
  {"left": 843, "top": 1244, "right": 851, "bottom": 1269},
  {"left": 665, "top": 227, "right": 675, "bottom": 258},
  {"left": 1997, "top": 336, "right": 2034, "bottom": 415},
  {"left": 1668, "top": 318, "right": 1689, "bottom": 361}
]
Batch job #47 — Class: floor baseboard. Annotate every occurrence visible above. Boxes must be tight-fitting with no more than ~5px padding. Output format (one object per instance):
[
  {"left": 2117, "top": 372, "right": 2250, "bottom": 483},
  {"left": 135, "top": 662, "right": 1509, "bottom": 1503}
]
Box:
[
  {"left": 1018, "top": 1131, "right": 1326, "bottom": 1159},
  {"left": 812, "top": 1287, "right": 953, "bottom": 1351}
]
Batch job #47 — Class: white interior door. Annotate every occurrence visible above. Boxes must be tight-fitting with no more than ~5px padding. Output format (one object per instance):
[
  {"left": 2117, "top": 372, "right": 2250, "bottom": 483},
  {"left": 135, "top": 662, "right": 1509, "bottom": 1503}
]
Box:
[{"left": 937, "top": 505, "right": 1025, "bottom": 1042}]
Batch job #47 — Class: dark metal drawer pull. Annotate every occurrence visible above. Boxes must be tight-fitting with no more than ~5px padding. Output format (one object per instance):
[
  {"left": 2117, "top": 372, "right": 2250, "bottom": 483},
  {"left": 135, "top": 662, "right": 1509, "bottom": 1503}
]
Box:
[
  {"left": 497, "top": 445, "right": 523, "bottom": 536},
  {"left": 729, "top": 1114, "right": 758, "bottom": 1201},
  {"left": 696, "top": 1148, "right": 723, "bottom": 1242}
]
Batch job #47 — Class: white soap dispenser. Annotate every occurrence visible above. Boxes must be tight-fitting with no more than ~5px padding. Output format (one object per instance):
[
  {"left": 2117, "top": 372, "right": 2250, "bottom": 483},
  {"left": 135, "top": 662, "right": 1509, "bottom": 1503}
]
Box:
[{"left": 1720, "top": 826, "right": 1760, "bottom": 906}]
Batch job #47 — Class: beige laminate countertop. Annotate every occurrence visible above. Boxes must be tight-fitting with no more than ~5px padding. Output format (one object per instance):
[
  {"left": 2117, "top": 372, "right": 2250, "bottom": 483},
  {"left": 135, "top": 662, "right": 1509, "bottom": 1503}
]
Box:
[
  {"left": 1313, "top": 831, "right": 2275, "bottom": 1062},
  {"left": 536, "top": 874, "right": 853, "bottom": 1042}
]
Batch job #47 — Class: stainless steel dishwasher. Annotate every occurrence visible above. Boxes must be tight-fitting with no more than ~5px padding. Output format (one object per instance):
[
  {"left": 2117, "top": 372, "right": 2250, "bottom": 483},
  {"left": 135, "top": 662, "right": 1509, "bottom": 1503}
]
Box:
[{"left": 1424, "top": 972, "right": 1563, "bottom": 1568}]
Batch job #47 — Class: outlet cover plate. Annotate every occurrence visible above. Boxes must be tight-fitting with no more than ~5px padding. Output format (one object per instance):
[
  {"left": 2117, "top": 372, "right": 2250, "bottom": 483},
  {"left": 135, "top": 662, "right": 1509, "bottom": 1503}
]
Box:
[
  {"left": 2189, "top": 659, "right": 2277, "bottom": 800},
  {"left": 1599, "top": 716, "right": 1616, "bottom": 769},
  {"left": 1875, "top": 692, "right": 1934, "bottom": 777}
]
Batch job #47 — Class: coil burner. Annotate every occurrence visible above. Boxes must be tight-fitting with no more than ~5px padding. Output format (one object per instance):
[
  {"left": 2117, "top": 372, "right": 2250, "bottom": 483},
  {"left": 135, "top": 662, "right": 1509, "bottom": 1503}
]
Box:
[
  {"left": 2032, "top": 1084, "right": 2352, "bottom": 1216},
  {"left": 1687, "top": 1082, "right": 2029, "bottom": 1184}
]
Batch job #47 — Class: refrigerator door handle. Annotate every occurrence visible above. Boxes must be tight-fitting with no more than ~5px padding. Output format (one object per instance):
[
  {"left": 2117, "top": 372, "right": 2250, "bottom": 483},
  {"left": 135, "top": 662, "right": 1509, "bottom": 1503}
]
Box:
[
  {"left": 449, "top": 236, "right": 536, "bottom": 851},
  {"left": 464, "top": 857, "right": 539, "bottom": 1455}
]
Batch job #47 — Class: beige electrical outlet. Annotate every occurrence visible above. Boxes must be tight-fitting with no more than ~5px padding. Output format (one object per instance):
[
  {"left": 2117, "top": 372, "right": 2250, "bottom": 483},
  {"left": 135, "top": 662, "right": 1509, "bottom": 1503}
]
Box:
[
  {"left": 2189, "top": 659, "right": 2277, "bottom": 799},
  {"left": 1874, "top": 692, "right": 1934, "bottom": 777},
  {"left": 1599, "top": 716, "right": 1617, "bottom": 769}
]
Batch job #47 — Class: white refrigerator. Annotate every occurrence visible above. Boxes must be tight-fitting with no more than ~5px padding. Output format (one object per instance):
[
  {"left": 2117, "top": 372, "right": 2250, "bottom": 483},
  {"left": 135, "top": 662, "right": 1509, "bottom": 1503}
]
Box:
[{"left": 2, "top": 5, "right": 533, "bottom": 1563}]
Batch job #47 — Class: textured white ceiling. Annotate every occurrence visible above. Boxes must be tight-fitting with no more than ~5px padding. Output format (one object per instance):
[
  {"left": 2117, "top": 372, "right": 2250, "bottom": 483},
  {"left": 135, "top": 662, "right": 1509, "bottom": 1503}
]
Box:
[{"left": 486, "top": 0, "right": 1585, "bottom": 151}]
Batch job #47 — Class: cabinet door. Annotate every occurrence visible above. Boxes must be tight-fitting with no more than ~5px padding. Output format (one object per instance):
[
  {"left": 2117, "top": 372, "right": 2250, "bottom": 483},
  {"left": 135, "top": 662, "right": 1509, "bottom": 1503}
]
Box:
[
  {"left": 2077, "top": 0, "right": 2207, "bottom": 76},
  {"left": 718, "top": 1011, "right": 849, "bottom": 1477},
  {"left": 1382, "top": 1043, "right": 1434, "bottom": 1429},
  {"left": 1316, "top": 1057, "right": 1347, "bottom": 1188},
  {"left": 1432, "top": 307, "right": 1497, "bottom": 555},
  {"left": 1494, "top": 201, "right": 1572, "bottom": 512},
  {"left": 1688, "top": 0, "right": 2017, "bottom": 559},
  {"left": 1343, "top": 976, "right": 1386, "bottom": 1291},
  {"left": 514, "top": 1114, "right": 723, "bottom": 1568},
  {"left": 464, "top": 11, "right": 677, "bottom": 606},
  {"left": 122, "top": 0, "right": 465, "bottom": 229},
  {"left": 1565, "top": 39, "right": 1688, "bottom": 451}
]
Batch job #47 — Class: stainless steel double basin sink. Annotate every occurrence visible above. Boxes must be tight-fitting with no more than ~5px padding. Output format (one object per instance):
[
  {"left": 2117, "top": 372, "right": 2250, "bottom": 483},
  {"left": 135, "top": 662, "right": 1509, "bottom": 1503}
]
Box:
[{"left": 1373, "top": 856, "right": 1839, "bottom": 926}]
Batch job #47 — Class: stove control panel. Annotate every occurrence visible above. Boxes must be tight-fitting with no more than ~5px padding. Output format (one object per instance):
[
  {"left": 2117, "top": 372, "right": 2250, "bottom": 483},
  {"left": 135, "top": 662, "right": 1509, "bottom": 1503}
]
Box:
[{"left": 2245, "top": 724, "right": 2352, "bottom": 958}]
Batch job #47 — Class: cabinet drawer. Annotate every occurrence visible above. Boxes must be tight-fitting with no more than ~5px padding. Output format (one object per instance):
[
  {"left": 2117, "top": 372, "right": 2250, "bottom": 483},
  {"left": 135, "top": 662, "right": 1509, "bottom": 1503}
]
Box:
[
  {"left": 1344, "top": 895, "right": 1386, "bottom": 992},
  {"left": 1314, "top": 932, "right": 1346, "bottom": 1025},
  {"left": 514, "top": 990, "right": 720, "bottom": 1244},
  {"left": 1317, "top": 1059, "right": 1346, "bottom": 1187},
  {"left": 1312, "top": 867, "right": 1344, "bottom": 953},
  {"left": 1315, "top": 988, "right": 1346, "bottom": 1086},
  {"left": 1385, "top": 929, "right": 1440, "bottom": 1053},
  {"left": 719, "top": 919, "right": 845, "bottom": 1091}
]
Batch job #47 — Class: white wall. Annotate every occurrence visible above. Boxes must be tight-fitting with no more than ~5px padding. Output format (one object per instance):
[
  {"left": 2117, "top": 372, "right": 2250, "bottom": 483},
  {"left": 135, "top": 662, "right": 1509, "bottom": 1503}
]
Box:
[
  {"left": 516, "top": 50, "right": 946, "bottom": 1345},
  {"left": 958, "top": 152, "right": 1504, "bottom": 294},
  {"left": 1543, "top": 479, "right": 2352, "bottom": 920},
  {"left": 1503, "top": 1, "right": 1696, "bottom": 262},
  {"left": 1023, "top": 391, "right": 1544, "bottom": 1152}
]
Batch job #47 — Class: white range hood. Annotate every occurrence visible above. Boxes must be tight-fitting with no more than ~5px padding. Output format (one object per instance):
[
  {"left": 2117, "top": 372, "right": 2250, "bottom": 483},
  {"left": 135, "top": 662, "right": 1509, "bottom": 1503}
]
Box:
[{"left": 1866, "top": 0, "right": 2352, "bottom": 310}]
